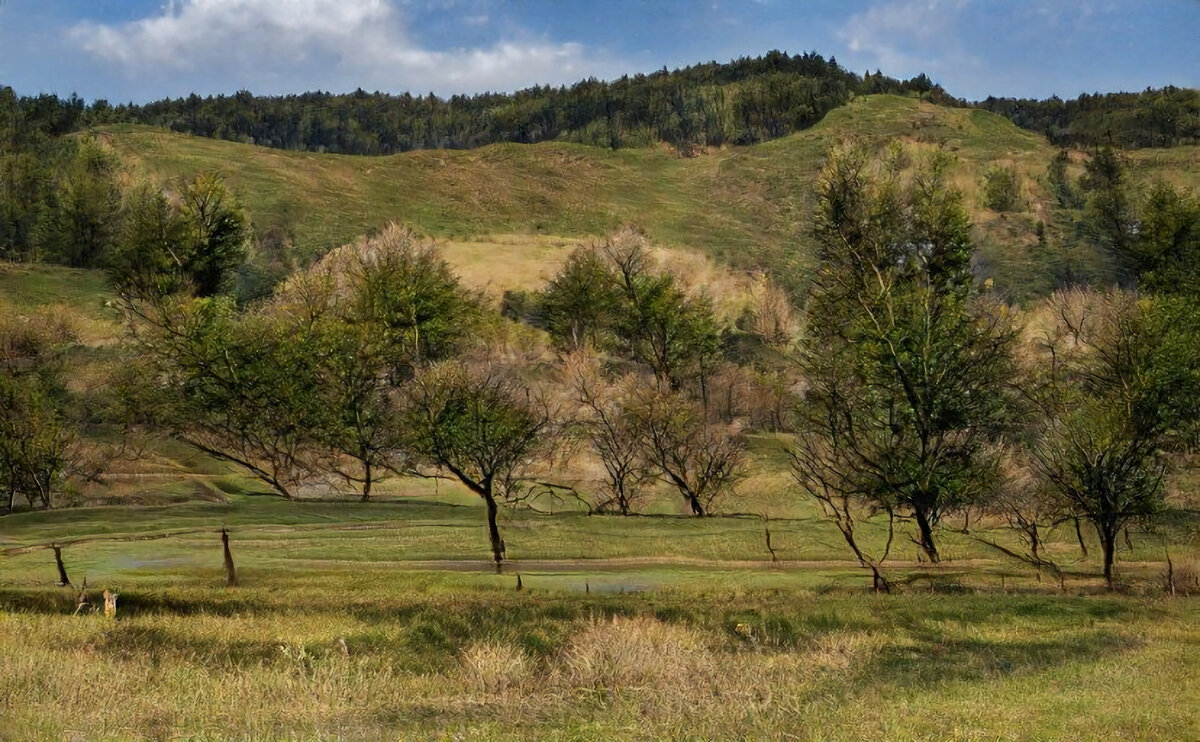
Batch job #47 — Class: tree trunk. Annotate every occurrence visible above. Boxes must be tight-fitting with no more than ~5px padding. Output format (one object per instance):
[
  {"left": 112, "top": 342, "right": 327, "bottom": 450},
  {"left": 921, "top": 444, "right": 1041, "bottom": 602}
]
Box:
[
  {"left": 687, "top": 494, "right": 707, "bottom": 517},
  {"left": 763, "top": 515, "right": 777, "bottom": 562},
  {"left": 1073, "top": 516, "right": 1089, "bottom": 557},
  {"left": 360, "top": 459, "right": 372, "bottom": 503},
  {"left": 484, "top": 492, "right": 504, "bottom": 572},
  {"left": 870, "top": 564, "right": 890, "bottom": 594},
  {"left": 1100, "top": 526, "right": 1117, "bottom": 589},
  {"left": 52, "top": 545, "right": 71, "bottom": 587},
  {"left": 913, "top": 506, "right": 940, "bottom": 564},
  {"left": 221, "top": 528, "right": 238, "bottom": 586},
  {"left": 615, "top": 480, "right": 630, "bottom": 515}
]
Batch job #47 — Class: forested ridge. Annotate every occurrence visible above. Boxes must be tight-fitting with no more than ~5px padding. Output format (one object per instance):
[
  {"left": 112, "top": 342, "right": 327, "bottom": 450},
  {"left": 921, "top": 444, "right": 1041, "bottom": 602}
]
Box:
[
  {"left": 4, "top": 50, "right": 1195, "bottom": 158},
  {"left": 977, "top": 86, "right": 1200, "bottom": 149}
]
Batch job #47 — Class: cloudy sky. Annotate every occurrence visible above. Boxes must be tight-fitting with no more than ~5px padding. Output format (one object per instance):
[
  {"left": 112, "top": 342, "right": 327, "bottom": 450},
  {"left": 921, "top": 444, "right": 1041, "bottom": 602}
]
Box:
[{"left": 1, "top": 0, "right": 1196, "bottom": 103}]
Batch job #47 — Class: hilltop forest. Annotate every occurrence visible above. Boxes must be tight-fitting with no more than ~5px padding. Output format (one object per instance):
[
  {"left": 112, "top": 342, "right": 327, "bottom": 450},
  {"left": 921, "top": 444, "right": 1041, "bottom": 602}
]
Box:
[{"left": 3, "top": 51, "right": 1197, "bottom": 158}]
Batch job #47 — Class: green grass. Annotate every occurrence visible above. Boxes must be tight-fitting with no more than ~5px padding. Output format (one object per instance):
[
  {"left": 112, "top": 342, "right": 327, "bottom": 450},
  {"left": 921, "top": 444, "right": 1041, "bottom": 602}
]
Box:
[
  {"left": 0, "top": 262, "right": 122, "bottom": 347},
  {"left": 0, "top": 262, "right": 110, "bottom": 308},
  {"left": 104, "top": 94, "right": 1199, "bottom": 303}
]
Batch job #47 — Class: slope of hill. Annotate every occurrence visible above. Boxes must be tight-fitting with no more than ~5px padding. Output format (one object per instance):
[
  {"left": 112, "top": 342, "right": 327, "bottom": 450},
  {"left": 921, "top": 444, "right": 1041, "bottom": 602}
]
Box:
[{"left": 104, "top": 95, "right": 1094, "bottom": 299}]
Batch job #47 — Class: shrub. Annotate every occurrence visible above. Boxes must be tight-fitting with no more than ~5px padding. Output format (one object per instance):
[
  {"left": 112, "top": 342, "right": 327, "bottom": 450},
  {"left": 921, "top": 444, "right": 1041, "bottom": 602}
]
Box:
[{"left": 982, "top": 164, "right": 1022, "bottom": 212}]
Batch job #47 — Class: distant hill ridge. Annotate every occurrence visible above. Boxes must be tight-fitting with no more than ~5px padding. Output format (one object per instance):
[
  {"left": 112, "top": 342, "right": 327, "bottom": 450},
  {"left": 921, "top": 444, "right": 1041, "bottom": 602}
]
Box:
[{"left": 3, "top": 50, "right": 1196, "bottom": 155}]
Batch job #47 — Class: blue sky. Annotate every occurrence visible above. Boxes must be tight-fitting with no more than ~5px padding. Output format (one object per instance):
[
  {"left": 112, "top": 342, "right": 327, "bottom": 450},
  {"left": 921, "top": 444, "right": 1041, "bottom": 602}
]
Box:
[{"left": 1, "top": 1, "right": 1196, "bottom": 103}]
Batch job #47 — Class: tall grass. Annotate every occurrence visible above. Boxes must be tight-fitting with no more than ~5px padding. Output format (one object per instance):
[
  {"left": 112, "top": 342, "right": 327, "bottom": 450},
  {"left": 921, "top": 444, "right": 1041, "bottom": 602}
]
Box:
[{"left": 1, "top": 581, "right": 1197, "bottom": 739}]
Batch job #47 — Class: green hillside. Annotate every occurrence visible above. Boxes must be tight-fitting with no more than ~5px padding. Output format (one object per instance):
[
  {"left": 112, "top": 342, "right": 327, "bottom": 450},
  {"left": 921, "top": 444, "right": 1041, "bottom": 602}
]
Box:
[{"left": 102, "top": 95, "right": 1076, "bottom": 296}]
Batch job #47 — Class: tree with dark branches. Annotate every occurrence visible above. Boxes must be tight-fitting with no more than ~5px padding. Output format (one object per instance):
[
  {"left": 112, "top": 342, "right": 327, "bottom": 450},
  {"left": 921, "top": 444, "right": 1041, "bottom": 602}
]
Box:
[
  {"left": 1027, "top": 289, "right": 1200, "bottom": 587},
  {"left": 627, "top": 384, "right": 745, "bottom": 517},
  {"left": 566, "top": 357, "right": 652, "bottom": 515},
  {"left": 789, "top": 427, "right": 896, "bottom": 592},
  {"left": 402, "top": 365, "right": 557, "bottom": 570}
]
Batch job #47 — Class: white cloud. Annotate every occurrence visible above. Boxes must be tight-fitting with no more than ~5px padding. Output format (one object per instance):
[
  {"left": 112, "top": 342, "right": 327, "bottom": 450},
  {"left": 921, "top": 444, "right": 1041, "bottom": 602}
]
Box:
[
  {"left": 67, "top": 0, "right": 614, "bottom": 96},
  {"left": 836, "top": 0, "right": 981, "bottom": 81}
]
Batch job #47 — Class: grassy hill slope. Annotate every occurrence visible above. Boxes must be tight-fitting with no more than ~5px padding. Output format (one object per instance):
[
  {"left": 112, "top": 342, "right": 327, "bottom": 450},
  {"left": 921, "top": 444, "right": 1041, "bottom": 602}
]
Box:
[{"left": 104, "top": 95, "right": 1099, "bottom": 298}]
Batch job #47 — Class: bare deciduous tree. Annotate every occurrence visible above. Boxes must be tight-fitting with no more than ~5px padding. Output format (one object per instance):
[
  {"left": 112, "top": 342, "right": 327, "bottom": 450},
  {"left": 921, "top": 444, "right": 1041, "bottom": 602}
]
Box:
[
  {"left": 566, "top": 356, "right": 652, "bottom": 515},
  {"left": 974, "top": 447, "right": 1063, "bottom": 573},
  {"left": 627, "top": 384, "right": 745, "bottom": 517},
  {"left": 790, "top": 394, "right": 896, "bottom": 592}
]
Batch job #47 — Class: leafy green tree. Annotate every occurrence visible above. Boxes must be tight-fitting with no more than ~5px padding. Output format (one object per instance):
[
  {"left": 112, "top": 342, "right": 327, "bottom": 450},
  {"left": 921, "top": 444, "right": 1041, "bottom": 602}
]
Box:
[
  {"left": 307, "top": 316, "right": 398, "bottom": 501},
  {"left": 106, "top": 174, "right": 247, "bottom": 301},
  {"left": 0, "top": 377, "right": 72, "bottom": 512},
  {"left": 602, "top": 233, "right": 722, "bottom": 392},
  {"left": 1029, "top": 290, "right": 1200, "bottom": 586},
  {"left": 402, "top": 365, "right": 554, "bottom": 569},
  {"left": 1081, "top": 147, "right": 1136, "bottom": 269},
  {"left": 981, "top": 164, "right": 1022, "bottom": 212},
  {"left": 0, "top": 310, "right": 75, "bottom": 513},
  {"left": 538, "top": 245, "right": 622, "bottom": 351},
  {"left": 0, "top": 151, "right": 54, "bottom": 262},
  {"left": 792, "top": 142, "right": 1017, "bottom": 563},
  {"left": 106, "top": 186, "right": 192, "bottom": 301},
  {"left": 340, "top": 228, "right": 476, "bottom": 378},
  {"left": 137, "top": 297, "right": 329, "bottom": 498},
  {"left": 979, "top": 87, "right": 1200, "bottom": 149},
  {"left": 273, "top": 226, "right": 477, "bottom": 499},
  {"left": 180, "top": 172, "right": 249, "bottom": 297},
  {"left": 539, "top": 230, "right": 722, "bottom": 394},
  {"left": 1046, "top": 150, "right": 1083, "bottom": 209},
  {"left": 1129, "top": 183, "right": 1200, "bottom": 296},
  {"left": 43, "top": 137, "right": 123, "bottom": 268}
]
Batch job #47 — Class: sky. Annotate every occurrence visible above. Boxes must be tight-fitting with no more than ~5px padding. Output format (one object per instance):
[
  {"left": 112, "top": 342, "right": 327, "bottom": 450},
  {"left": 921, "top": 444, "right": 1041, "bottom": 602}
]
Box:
[{"left": 0, "top": 0, "right": 1196, "bottom": 104}]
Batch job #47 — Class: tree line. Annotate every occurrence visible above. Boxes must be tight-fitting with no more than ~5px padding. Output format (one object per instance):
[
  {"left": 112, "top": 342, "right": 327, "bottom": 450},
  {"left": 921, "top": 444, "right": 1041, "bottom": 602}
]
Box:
[
  {"left": 7, "top": 51, "right": 949, "bottom": 156},
  {"left": 6, "top": 54, "right": 1193, "bottom": 163},
  {"left": 978, "top": 86, "right": 1200, "bottom": 149}
]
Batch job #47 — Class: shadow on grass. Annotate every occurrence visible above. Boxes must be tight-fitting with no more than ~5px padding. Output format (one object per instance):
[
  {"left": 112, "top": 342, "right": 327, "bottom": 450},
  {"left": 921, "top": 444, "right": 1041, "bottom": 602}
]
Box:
[{"left": 862, "top": 629, "right": 1140, "bottom": 690}]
